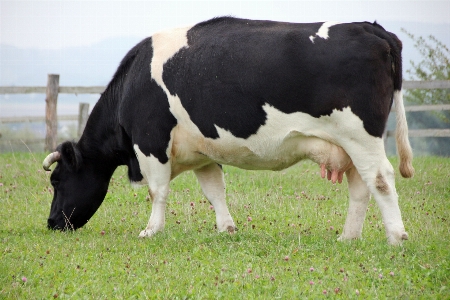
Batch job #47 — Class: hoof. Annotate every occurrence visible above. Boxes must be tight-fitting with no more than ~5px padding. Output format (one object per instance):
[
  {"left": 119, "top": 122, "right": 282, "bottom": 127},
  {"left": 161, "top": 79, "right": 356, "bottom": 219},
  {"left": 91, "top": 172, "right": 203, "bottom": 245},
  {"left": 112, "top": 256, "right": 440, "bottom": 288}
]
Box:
[
  {"left": 387, "top": 231, "right": 408, "bottom": 245},
  {"left": 138, "top": 229, "right": 156, "bottom": 238},
  {"left": 217, "top": 220, "right": 237, "bottom": 234},
  {"left": 337, "top": 230, "right": 361, "bottom": 242},
  {"left": 227, "top": 225, "right": 238, "bottom": 234},
  {"left": 337, "top": 235, "right": 360, "bottom": 242},
  {"left": 337, "top": 235, "right": 348, "bottom": 242}
]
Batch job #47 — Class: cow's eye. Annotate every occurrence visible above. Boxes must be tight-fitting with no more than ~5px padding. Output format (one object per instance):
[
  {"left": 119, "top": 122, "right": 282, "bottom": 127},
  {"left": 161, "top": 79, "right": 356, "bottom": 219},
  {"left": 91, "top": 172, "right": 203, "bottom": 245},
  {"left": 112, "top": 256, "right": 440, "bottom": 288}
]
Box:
[{"left": 51, "top": 180, "right": 59, "bottom": 187}]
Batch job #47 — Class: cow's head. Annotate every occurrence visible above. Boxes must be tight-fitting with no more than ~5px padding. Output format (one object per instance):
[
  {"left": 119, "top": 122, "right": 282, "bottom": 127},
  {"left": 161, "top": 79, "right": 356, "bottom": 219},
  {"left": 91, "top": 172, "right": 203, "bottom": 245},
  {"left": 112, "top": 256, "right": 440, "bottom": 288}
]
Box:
[{"left": 43, "top": 141, "right": 111, "bottom": 230}]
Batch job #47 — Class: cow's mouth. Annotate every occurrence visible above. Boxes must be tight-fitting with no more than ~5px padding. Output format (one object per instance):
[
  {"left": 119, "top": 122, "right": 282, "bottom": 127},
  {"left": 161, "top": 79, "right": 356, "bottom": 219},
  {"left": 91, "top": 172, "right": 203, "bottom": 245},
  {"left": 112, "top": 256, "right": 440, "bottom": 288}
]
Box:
[{"left": 47, "top": 218, "right": 62, "bottom": 230}]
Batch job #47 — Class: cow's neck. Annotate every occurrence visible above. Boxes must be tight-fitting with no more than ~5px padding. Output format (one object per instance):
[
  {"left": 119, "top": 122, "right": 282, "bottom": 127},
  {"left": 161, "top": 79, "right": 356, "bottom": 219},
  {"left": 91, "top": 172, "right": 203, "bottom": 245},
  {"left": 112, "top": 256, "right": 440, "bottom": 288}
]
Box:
[{"left": 76, "top": 93, "right": 130, "bottom": 171}]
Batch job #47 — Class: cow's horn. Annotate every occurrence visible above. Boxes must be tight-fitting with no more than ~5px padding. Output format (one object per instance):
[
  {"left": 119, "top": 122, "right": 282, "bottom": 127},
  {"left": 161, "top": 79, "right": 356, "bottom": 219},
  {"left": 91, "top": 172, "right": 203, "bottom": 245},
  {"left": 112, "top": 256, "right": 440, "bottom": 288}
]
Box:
[{"left": 43, "top": 152, "right": 61, "bottom": 171}]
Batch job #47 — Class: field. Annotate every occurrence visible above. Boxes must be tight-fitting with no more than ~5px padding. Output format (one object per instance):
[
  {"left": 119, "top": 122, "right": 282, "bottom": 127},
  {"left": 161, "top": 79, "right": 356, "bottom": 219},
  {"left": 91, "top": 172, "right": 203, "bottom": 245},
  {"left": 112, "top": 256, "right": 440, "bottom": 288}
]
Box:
[{"left": 1, "top": 153, "right": 449, "bottom": 299}]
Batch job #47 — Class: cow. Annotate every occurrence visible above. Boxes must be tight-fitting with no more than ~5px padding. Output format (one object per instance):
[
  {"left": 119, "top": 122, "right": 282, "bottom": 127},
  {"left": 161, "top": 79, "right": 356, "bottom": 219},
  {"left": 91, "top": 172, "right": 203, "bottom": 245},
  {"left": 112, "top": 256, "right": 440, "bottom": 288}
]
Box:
[{"left": 43, "top": 17, "right": 414, "bottom": 245}]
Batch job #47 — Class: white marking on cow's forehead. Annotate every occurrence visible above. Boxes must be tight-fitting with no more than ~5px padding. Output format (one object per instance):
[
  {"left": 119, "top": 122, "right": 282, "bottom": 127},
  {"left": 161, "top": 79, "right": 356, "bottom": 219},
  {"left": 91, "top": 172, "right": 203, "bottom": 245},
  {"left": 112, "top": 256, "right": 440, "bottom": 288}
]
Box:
[{"left": 309, "top": 21, "right": 341, "bottom": 43}]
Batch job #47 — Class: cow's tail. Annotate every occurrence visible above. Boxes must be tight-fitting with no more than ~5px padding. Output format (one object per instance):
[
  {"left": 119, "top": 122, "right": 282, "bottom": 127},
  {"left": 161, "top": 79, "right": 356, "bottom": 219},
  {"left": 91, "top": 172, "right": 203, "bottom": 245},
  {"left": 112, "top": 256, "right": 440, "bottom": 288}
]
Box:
[
  {"left": 394, "top": 90, "right": 414, "bottom": 178},
  {"left": 382, "top": 27, "right": 414, "bottom": 178}
]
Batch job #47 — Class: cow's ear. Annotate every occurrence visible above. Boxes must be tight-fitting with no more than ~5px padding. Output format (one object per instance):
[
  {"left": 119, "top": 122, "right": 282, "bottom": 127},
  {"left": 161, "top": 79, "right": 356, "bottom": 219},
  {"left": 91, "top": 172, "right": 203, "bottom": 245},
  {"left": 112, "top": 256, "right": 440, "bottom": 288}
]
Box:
[{"left": 60, "top": 141, "right": 82, "bottom": 171}]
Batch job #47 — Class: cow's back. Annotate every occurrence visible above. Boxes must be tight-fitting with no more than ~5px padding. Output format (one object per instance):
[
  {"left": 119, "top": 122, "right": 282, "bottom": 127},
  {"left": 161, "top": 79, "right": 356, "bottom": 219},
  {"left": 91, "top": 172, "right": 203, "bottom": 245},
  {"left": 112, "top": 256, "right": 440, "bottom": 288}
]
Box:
[{"left": 157, "top": 18, "right": 400, "bottom": 140}]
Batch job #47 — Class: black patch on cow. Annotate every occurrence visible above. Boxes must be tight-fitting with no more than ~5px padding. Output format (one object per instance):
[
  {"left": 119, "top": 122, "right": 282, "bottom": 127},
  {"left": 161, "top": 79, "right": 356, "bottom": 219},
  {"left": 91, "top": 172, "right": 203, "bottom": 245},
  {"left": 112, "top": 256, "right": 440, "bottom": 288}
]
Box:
[
  {"left": 118, "top": 38, "right": 177, "bottom": 164},
  {"left": 162, "top": 17, "right": 400, "bottom": 138},
  {"left": 118, "top": 126, "right": 144, "bottom": 182}
]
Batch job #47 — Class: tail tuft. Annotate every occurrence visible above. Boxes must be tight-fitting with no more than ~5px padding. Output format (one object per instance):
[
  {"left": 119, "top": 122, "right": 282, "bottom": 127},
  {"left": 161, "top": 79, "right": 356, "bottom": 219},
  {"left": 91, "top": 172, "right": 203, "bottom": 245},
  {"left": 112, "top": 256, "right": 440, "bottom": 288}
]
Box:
[{"left": 394, "top": 90, "right": 414, "bottom": 178}]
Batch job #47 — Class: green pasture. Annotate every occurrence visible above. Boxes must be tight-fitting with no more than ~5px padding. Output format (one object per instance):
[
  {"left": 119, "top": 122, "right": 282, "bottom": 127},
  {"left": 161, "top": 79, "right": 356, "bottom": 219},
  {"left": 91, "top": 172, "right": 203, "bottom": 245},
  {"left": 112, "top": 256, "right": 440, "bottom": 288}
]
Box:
[{"left": 1, "top": 153, "right": 449, "bottom": 299}]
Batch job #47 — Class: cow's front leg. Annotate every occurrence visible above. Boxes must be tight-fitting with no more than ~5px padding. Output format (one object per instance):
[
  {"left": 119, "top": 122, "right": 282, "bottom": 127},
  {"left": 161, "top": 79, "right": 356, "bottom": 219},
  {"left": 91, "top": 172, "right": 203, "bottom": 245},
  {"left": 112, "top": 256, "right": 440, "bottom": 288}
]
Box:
[
  {"left": 134, "top": 146, "right": 171, "bottom": 238},
  {"left": 139, "top": 181, "right": 169, "bottom": 238},
  {"left": 194, "top": 163, "right": 236, "bottom": 233},
  {"left": 338, "top": 166, "right": 370, "bottom": 241}
]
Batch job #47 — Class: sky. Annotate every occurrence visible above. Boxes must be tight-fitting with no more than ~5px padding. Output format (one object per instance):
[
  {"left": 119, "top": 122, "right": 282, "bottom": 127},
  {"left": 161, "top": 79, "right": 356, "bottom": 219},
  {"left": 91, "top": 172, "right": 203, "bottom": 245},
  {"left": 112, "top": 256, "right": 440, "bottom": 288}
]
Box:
[{"left": 1, "top": 0, "right": 449, "bottom": 50}]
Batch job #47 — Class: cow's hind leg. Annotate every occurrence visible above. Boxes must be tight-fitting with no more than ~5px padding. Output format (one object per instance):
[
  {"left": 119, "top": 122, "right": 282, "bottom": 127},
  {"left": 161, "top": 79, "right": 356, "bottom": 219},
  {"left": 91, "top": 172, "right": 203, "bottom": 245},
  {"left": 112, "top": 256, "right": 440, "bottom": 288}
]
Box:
[
  {"left": 194, "top": 163, "right": 236, "bottom": 233},
  {"left": 369, "top": 157, "right": 408, "bottom": 244},
  {"left": 134, "top": 146, "right": 171, "bottom": 238},
  {"left": 323, "top": 107, "right": 408, "bottom": 245},
  {"left": 343, "top": 141, "right": 408, "bottom": 245},
  {"left": 338, "top": 166, "right": 370, "bottom": 241}
]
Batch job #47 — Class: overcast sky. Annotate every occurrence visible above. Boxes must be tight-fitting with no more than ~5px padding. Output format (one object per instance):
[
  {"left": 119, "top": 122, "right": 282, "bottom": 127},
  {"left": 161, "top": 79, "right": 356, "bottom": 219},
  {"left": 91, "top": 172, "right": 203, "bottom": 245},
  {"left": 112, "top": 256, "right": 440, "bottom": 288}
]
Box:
[{"left": 1, "top": 0, "right": 449, "bottom": 50}]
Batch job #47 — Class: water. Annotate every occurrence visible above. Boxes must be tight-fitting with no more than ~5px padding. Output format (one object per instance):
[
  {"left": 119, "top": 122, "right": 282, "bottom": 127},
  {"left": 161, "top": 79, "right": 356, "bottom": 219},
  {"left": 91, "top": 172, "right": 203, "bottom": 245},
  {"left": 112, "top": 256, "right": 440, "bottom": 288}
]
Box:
[
  {"left": 0, "top": 93, "right": 100, "bottom": 150},
  {"left": 0, "top": 93, "right": 99, "bottom": 117}
]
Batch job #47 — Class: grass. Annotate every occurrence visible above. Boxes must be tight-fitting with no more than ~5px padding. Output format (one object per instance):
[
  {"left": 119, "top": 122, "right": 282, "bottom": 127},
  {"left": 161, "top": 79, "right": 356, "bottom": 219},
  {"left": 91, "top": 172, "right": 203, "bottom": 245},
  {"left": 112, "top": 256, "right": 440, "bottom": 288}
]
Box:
[{"left": 0, "top": 153, "right": 449, "bottom": 299}]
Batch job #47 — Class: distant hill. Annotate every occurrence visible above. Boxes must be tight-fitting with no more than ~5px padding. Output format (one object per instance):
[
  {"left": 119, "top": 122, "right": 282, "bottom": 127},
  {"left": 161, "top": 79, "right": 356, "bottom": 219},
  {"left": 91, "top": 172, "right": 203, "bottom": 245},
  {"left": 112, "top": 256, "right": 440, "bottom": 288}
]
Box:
[
  {"left": 0, "top": 36, "right": 142, "bottom": 117},
  {"left": 0, "top": 36, "right": 141, "bottom": 86}
]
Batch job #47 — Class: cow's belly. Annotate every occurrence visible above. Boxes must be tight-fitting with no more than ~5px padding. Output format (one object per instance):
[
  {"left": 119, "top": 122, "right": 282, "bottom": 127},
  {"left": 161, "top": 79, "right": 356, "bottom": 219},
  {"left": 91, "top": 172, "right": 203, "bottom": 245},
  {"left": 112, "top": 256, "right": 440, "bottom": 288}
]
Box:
[
  {"left": 171, "top": 125, "right": 351, "bottom": 173},
  {"left": 170, "top": 103, "right": 355, "bottom": 174},
  {"left": 200, "top": 131, "right": 309, "bottom": 170}
]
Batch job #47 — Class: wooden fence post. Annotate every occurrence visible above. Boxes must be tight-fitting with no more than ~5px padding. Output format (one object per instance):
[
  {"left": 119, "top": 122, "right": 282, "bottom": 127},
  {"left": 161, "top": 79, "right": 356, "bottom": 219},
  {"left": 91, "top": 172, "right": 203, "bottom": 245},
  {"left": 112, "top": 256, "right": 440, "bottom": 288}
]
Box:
[
  {"left": 78, "top": 102, "right": 89, "bottom": 138},
  {"left": 45, "top": 74, "right": 59, "bottom": 152}
]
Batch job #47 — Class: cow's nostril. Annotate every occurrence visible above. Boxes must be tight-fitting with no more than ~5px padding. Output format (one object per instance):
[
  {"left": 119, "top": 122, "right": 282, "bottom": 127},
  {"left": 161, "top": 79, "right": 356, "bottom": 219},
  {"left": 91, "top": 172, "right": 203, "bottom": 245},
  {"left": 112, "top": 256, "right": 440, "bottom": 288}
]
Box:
[{"left": 47, "top": 218, "right": 60, "bottom": 230}]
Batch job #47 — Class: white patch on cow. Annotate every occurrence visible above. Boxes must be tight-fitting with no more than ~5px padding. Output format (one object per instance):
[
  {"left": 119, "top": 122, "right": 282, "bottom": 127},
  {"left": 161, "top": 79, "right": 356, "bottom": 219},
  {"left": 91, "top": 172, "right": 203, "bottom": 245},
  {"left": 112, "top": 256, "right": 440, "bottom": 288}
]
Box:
[
  {"left": 309, "top": 21, "right": 341, "bottom": 43},
  {"left": 134, "top": 145, "right": 171, "bottom": 237},
  {"left": 150, "top": 25, "right": 191, "bottom": 89},
  {"left": 150, "top": 25, "right": 203, "bottom": 134},
  {"left": 204, "top": 104, "right": 357, "bottom": 170}
]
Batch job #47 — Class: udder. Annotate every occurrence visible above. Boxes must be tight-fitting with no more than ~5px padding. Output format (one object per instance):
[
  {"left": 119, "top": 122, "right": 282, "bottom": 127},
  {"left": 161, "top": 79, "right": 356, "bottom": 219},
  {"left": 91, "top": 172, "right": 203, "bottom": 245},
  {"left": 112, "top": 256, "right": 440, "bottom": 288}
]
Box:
[{"left": 306, "top": 139, "right": 353, "bottom": 184}]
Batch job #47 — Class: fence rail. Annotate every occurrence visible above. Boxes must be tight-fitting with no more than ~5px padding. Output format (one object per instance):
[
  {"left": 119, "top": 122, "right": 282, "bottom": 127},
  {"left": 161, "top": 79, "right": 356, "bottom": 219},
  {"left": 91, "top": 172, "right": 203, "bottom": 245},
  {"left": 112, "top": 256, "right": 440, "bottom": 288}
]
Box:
[
  {"left": 386, "top": 129, "right": 450, "bottom": 138},
  {"left": 402, "top": 80, "right": 450, "bottom": 89},
  {"left": 0, "top": 76, "right": 449, "bottom": 151},
  {"left": 1, "top": 80, "right": 448, "bottom": 95},
  {"left": 0, "top": 115, "right": 78, "bottom": 124},
  {"left": 399, "top": 104, "right": 450, "bottom": 112},
  {"left": 0, "top": 86, "right": 105, "bottom": 94},
  {"left": 386, "top": 104, "right": 450, "bottom": 139}
]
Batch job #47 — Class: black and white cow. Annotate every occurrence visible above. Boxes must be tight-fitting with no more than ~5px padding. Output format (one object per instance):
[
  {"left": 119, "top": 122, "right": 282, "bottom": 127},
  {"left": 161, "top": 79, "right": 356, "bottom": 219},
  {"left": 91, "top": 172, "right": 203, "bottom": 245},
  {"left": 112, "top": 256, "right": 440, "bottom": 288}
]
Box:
[{"left": 43, "top": 17, "right": 414, "bottom": 245}]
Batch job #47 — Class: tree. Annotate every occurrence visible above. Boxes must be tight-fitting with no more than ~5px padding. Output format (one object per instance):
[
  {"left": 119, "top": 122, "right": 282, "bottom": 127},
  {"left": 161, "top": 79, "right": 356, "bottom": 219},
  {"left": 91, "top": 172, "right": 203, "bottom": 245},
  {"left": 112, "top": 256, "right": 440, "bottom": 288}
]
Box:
[
  {"left": 401, "top": 29, "right": 450, "bottom": 122},
  {"left": 398, "top": 30, "right": 450, "bottom": 156}
]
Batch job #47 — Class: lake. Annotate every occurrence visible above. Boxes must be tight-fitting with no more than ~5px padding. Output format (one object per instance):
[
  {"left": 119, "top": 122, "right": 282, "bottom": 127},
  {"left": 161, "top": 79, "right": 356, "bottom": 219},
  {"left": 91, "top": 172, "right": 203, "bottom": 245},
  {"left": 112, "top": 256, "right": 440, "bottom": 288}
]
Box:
[{"left": 0, "top": 94, "right": 98, "bottom": 117}]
